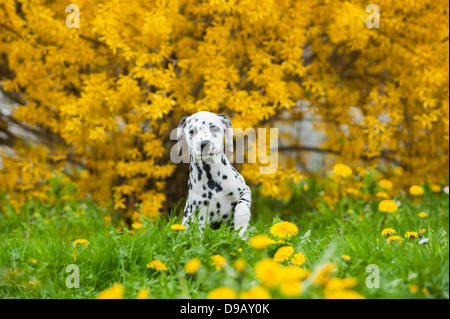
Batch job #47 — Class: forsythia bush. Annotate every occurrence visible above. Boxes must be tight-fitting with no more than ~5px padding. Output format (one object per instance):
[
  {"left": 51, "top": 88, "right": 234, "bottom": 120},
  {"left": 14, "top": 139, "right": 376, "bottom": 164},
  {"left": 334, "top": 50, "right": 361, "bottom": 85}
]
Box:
[{"left": 0, "top": 0, "right": 448, "bottom": 220}]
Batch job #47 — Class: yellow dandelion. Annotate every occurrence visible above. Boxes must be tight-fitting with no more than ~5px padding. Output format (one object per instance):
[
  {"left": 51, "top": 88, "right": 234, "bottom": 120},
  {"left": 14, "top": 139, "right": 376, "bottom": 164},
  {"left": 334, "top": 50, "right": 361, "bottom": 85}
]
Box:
[
  {"left": 131, "top": 222, "right": 143, "bottom": 230},
  {"left": 419, "top": 229, "right": 426, "bottom": 234},
  {"left": 405, "top": 232, "right": 418, "bottom": 239},
  {"left": 378, "top": 200, "right": 399, "bottom": 213},
  {"left": 281, "top": 266, "right": 310, "bottom": 281},
  {"left": 70, "top": 251, "right": 77, "bottom": 261},
  {"left": 254, "top": 258, "right": 283, "bottom": 288},
  {"left": 418, "top": 212, "right": 429, "bottom": 218},
  {"left": 72, "top": 239, "right": 90, "bottom": 248},
  {"left": 381, "top": 228, "right": 396, "bottom": 237},
  {"left": 313, "top": 262, "right": 336, "bottom": 285},
  {"left": 248, "top": 235, "right": 275, "bottom": 250},
  {"left": 270, "top": 221, "right": 299, "bottom": 238},
  {"left": 422, "top": 287, "right": 429, "bottom": 294},
  {"left": 29, "top": 258, "right": 37, "bottom": 264},
  {"left": 232, "top": 248, "right": 243, "bottom": 256},
  {"left": 207, "top": 287, "right": 237, "bottom": 299},
  {"left": 386, "top": 235, "right": 404, "bottom": 244},
  {"left": 430, "top": 185, "right": 442, "bottom": 193},
  {"left": 376, "top": 192, "right": 389, "bottom": 199},
  {"left": 409, "top": 284, "right": 418, "bottom": 294},
  {"left": 240, "top": 286, "right": 271, "bottom": 299},
  {"left": 279, "top": 280, "right": 302, "bottom": 298},
  {"left": 211, "top": 255, "right": 227, "bottom": 271},
  {"left": 233, "top": 258, "right": 246, "bottom": 272},
  {"left": 136, "top": 288, "right": 150, "bottom": 299},
  {"left": 333, "top": 164, "right": 353, "bottom": 179},
  {"left": 342, "top": 254, "right": 351, "bottom": 261},
  {"left": 184, "top": 258, "right": 201, "bottom": 274},
  {"left": 170, "top": 224, "right": 186, "bottom": 231},
  {"left": 97, "top": 283, "right": 124, "bottom": 299},
  {"left": 325, "top": 290, "right": 365, "bottom": 299},
  {"left": 290, "top": 252, "right": 306, "bottom": 266},
  {"left": 273, "top": 246, "right": 294, "bottom": 263},
  {"left": 147, "top": 260, "right": 168, "bottom": 271},
  {"left": 409, "top": 185, "right": 424, "bottom": 196},
  {"left": 324, "top": 277, "right": 357, "bottom": 295},
  {"left": 378, "top": 179, "right": 394, "bottom": 191}
]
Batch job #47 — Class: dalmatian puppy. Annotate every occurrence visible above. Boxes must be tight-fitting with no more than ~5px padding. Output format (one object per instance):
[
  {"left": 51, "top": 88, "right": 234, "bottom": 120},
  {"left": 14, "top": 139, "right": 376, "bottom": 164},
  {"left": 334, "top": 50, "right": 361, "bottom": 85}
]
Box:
[{"left": 177, "top": 111, "right": 251, "bottom": 238}]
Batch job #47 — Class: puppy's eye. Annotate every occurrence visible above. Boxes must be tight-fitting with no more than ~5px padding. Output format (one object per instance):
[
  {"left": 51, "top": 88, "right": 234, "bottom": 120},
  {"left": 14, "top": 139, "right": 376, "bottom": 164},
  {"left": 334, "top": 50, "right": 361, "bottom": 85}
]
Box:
[
  {"left": 189, "top": 128, "right": 196, "bottom": 136},
  {"left": 210, "top": 126, "right": 220, "bottom": 133}
]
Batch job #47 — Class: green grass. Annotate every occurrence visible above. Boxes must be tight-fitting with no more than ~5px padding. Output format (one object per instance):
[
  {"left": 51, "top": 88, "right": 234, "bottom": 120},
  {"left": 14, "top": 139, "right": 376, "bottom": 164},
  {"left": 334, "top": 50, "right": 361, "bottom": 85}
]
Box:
[{"left": 0, "top": 178, "right": 448, "bottom": 299}]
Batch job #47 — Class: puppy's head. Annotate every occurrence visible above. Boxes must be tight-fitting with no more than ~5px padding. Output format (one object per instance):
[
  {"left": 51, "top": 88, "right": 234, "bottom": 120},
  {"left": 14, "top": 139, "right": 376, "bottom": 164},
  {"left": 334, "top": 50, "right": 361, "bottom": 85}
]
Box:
[{"left": 177, "top": 111, "right": 233, "bottom": 161}]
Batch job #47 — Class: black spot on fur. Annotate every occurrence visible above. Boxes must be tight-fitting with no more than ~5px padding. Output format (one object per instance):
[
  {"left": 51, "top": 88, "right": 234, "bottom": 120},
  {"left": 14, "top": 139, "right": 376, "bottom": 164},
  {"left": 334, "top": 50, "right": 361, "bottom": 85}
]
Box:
[
  {"left": 216, "top": 202, "right": 221, "bottom": 209},
  {"left": 223, "top": 175, "right": 228, "bottom": 180},
  {"left": 208, "top": 180, "right": 215, "bottom": 189},
  {"left": 223, "top": 214, "right": 228, "bottom": 219}
]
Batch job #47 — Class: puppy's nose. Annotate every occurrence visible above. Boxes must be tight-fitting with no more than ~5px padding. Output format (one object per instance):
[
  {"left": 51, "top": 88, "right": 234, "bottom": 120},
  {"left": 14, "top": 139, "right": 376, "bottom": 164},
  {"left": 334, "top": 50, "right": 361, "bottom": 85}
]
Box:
[{"left": 201, "top": 140, "right": 211, "bottom": 150}]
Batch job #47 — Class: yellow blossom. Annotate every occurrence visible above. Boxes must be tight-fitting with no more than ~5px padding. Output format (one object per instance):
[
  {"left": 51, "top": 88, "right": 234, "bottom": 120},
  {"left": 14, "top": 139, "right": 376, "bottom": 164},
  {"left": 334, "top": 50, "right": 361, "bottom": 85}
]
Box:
[
  {"left": 313, "top": 263, "right": 336, "bottom": 285},
  {"left": 207, "top": 287, "right": 237, "bottom": 299},
  {"left": 270, "top": 221, "right": 299, "bottom": 238},
  {"left": 211, "top": 255, "right": 227, "bottom": 271},
  {"left": 147, "top": 260, "right": 168, "bottom": 271},
  {"left": 378, "top": 200, "right": 399, "bottom": 213},
  {"left": 342, "top": 254, "right": 351, "bottom": 261},
  {"left": 381, "top": 228, "right": 396, "bottom": 237},
  {"left": 273, "top": 246, "right": 294, "bottom": 263},
  {"left": 184, "top": 258, "right": 201, "bottom": 274},
  {"left": 254, "top": 258, "right": 283, "bottom": 288},
  {"left": 291, "top": 252, "right": 306, "bottom": 266},
  {"left": 419, "top": 229, "right": 426, "bottom": 234},
  {"left": 97, "top": 283, "right": 124, "bottom": 299},
  {"left": 249, "top": 235, "right": 275, "bottom": 250},
  {"left": 431, "top": 185, "right": 442, "bottom": 193},
  {"left": 405, "top": 232, "right": 418, "bottom": 239},
  {"left": 279, "top": 280, "right": 302, "bottom": 298},
  {"left": 409, "top": 284, "right": 418, "bottom": 294},
  {"left": 136, "top": 288, "right": 150, "bottom": 299},
  {"left": 240, "top": 286, "right": 271, "bottom": 299},
  {"left": 409, "top": 185, "right": 424, "bottom": 196},
  {"left": 233, "top": 258, "right": 246, "bottom": 272},
  {"left": 131, "top": 222, "right": 143, "bottom": 230},
  {"left": 325, "top": 290, "right": 365, "bottom": 299},
  {"left": 378, "top": 179, "right": 394, "bottom": 191},
  {"left": 170, "top": 224, "right": 186, "bottom": 231},
  {"left": 376, "top": 192, "right": 389, "bottom": 199},
  {"left": 418, "top": 212, "right": 429, "bottom": 218},
  {"left": 281, "top": 266, "right": 310, "bottom": 281},
  {"left": 324, "top": 277, "right": 357, "bottom": 295},
  {"left": 333, "top": 164, "right": 353, "bottom": 179},
  {"left": 386, "top": 235, "right": 404, "bottom": 244},
  {"left": 72, "top": 239, "right": 90, "bottom": 248}
]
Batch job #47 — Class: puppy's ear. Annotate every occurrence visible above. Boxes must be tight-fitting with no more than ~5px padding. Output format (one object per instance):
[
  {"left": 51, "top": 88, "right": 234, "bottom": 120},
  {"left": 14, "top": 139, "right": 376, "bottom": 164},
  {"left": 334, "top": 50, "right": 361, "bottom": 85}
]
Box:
[
  {"left": 218, "top": 114, "right": 233, "bottom": 153},
  {"left": 177, "top": 116, "right": 189, "bottom": 156}
]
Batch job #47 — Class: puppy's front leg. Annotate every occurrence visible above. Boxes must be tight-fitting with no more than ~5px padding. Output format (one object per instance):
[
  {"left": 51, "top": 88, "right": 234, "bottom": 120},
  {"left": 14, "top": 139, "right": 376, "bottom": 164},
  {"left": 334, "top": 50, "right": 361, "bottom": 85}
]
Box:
[
  {"left": 181, "top": 198, "right": 193, "bottom": 232},
  {"left": 234, "top": 186, "right": 252, "bottom": 239}
]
